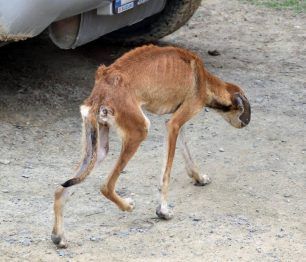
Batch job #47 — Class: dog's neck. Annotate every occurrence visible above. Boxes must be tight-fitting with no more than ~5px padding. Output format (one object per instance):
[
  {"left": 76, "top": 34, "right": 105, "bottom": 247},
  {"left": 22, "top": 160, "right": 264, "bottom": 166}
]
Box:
[{"left": 203, "top": 71, "right": 231, "bottom": 109}]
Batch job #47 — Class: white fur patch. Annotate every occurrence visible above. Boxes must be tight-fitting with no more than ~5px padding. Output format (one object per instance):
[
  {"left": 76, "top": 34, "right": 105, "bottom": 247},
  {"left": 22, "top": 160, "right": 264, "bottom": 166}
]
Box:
[
  {"left": 124, "top": 197, "right": 135, "bottom": 211},
  {"left": 160, "top": 202, "right": 169, "bottom": 213},
  {"left": 140, "top": 109, "right": 151, "bottom": 131},
  {"left": 80, "top": 105, "right": 90, "bottom": 119}
]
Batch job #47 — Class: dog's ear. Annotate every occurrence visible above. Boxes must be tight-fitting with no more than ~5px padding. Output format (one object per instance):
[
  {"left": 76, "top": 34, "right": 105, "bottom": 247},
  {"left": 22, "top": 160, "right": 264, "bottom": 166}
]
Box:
[
  {"left": 95, "top": 65, "right": 107, "bottom": 80},
  {"left": 232, "top": 93, "right": 251, "bottom": 125}
]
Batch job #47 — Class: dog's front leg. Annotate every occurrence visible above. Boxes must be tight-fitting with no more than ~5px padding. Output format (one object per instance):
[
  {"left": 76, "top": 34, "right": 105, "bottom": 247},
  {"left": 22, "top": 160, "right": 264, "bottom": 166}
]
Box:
[
  {"left": 156, "top": 119, "right": 179, "bottom": 220},
  {"left": 178, "top": 127, "right": 211, "bottom": 186},
  {"left": 156, "top": 100, "right": 203, "bottom": 220}
]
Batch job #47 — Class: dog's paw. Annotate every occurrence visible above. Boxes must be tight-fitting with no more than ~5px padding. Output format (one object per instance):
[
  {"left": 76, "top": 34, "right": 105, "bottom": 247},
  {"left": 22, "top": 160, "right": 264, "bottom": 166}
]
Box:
[
  {"left": 124, "top": 197, "right": 135, "bottom": 212},
  {"left": 194, "top": 174, "right": 211, "bottom": 186},
  {"left": 51, "top": 233, "right": 68, "bottom": 249},
  {"left": 156, "top": 204, "right": 174, "bottom": 220}
]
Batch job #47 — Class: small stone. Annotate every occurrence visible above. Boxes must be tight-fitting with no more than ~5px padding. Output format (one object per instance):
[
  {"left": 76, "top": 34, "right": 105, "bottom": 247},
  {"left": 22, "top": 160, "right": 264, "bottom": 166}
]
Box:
[
  {"left": 283, "top": 193, "right": 292, "bottom": 198},
  {"left": 24, "top": 163, "right": 33, "bottom": 169},
  {"left": 219, "top": 148, "right": 225, "bottom": 152},
  {"left": 0, "top": 159, "right": 10, "bottom": 165},
  {"left": 22, "top": 174, "right": 30, "bottom": 178},
  {"left": 249, "top": 228, "right": 256, "bottom": 233},
  {"left": 254, "top": 79, "right": 263, "bottom": 85},
  {"left": 90, "top": 236, "right": 97, "bottom": 241},
  {"left": 20, "top": 239, "right": 31, "bottom": 246},
  {"left": 205, "top": 108, "right": 210, "bottom": 112},
  {"left": 2, "top": 190, "right": 9, "bottom": 193},
  {"left": 255, "top": 97, "right": 264, "bottom": 103},
  {"left": 57, "top": 250, "right": 65, "bottom": 257},
  {"left": 5, "top": 239, "right": 15, "bottom": 244},
  {"left": 276, "top": 233, "right": 286, "bottom": 238},
  {"left": 208, "top": 50, "right": 221, "bottom": 56},
  {"left": 116, "top": 231, "right": 129, "bottom": 237}
]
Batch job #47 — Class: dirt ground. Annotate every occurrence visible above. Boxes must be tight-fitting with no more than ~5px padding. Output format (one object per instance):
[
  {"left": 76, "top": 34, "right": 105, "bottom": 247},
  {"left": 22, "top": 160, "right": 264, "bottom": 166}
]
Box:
[{"left": 0, "top": 0, "right": 305, "bottom": 261}]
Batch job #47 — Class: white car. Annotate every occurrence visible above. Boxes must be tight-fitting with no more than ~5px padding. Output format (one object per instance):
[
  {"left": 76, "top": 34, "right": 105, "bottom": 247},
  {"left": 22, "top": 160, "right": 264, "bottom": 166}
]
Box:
[{"left": 0, "top": 0, "right": 201, "bottom": 49}]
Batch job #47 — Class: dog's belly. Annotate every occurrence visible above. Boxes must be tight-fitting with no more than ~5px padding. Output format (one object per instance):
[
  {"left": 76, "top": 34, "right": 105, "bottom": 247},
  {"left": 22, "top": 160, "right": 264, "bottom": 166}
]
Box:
[
  {"left": 140, "top": 84, "right": 190, "bottom": 115},
  {"left": 144, "top": 103, "right": 181, "bottom": 115},
  {"left": 142, "top": 93, "right": 183, "bottom": 115}
]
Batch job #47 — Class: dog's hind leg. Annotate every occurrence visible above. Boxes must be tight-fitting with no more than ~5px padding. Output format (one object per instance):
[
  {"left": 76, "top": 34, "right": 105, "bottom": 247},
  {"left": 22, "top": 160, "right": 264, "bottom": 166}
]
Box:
[
  {"left": 100, "top": 103, "right": 149, "bottom": 212},
  {"left": 51, "top": 107, "right": 109, "bottom": 248},
  {"left": 97, "top": 124, "right": 109, "bottom": 165},
  {"left": 178, "top": 127, "right": 211, "bottom": 186}
]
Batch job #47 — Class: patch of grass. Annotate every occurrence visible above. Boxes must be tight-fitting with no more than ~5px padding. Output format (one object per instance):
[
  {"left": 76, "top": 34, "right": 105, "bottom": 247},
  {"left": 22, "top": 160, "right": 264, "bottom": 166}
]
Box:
[{"left": 245, "top": 0, "right": 306, "bottom": 13}]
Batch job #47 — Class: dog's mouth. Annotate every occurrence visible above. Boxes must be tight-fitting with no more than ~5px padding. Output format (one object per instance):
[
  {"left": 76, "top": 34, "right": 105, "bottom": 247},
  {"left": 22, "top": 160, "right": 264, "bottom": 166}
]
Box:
[
  {"left": 238, "top": 107, "right": 250, "bottom": 127},
  {"left": 237, "top": 94, "right": 251, "bottom": 127}
]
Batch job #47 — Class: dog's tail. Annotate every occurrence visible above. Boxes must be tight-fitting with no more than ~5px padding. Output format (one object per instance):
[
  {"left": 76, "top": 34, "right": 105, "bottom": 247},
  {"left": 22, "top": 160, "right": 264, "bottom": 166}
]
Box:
[{"left": 61, "top": 105, "right": 109, "bottom": 188}]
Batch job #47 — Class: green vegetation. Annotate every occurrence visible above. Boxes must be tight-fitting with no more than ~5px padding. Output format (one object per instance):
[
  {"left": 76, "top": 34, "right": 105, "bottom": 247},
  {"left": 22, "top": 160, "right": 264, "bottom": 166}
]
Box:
[{"left": 245, "top": 0, "right": 306, "bottom": 12}]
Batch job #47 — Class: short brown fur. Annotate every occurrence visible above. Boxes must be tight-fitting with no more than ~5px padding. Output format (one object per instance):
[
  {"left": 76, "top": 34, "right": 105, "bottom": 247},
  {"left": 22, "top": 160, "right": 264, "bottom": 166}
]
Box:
[{"left": 51, "top": 45, "right": 251, "bottom": 248}]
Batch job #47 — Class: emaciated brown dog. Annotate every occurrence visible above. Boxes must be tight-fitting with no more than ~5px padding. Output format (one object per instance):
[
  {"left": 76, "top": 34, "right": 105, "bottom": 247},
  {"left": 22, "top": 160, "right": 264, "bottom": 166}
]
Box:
[{"left": 51, "top": 45, "right": 251, "bottom": 248}]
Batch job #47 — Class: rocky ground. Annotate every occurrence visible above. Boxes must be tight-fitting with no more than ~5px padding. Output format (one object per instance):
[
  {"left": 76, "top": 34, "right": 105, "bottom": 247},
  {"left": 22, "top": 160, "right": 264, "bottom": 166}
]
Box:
[{"left": 0, "top": 0, "right": 305, "bottom": 261}]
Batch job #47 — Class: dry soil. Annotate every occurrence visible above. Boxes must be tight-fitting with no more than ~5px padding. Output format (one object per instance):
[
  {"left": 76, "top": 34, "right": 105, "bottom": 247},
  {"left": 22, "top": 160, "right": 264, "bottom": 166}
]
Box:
[{"left": 0, "top": 0, "right": 305, "bottom": 261}]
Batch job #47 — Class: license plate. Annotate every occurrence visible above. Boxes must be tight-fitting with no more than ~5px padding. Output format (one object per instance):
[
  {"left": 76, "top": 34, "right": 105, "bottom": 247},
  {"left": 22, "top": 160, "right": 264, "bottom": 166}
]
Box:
[
  {"left": 113, "top": 0, "right": 150, "bottom": 14},
  {"left": 114, "top": 0, "right": 134, "bottom": 14}
]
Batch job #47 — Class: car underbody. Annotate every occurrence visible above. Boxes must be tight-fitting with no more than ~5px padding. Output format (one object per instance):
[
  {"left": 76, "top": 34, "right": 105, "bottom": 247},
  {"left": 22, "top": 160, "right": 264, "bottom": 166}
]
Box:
[{"left": 0, "top": 0, "right": 166, "bottom": 48}]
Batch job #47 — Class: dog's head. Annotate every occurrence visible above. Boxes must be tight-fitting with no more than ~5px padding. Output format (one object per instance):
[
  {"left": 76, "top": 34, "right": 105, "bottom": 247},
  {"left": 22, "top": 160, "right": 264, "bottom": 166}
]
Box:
[{"left": 209, "top": 83, "right": 251, "bottom": 128}]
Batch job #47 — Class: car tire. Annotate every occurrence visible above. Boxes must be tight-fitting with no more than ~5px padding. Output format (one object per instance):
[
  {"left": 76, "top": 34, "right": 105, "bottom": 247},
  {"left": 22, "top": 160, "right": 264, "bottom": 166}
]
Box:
[{"left": 102, "top": 0, "right": 201, "bottom": 44}]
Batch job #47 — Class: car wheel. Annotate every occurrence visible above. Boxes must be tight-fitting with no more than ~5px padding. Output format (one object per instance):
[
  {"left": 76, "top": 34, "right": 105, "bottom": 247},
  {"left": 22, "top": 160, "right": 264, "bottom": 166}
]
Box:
[{"left": 103, "top": 0, "right": 201, "bottom": 44}]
